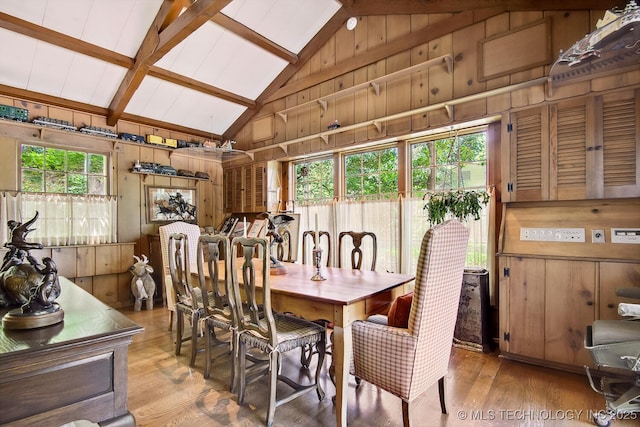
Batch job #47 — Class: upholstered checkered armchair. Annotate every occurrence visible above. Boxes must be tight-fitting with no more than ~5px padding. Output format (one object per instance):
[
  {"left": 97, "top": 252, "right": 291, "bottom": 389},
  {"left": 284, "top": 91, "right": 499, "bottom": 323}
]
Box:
[{"left": 351, "top": 219, "right": 470, "bottom": 426}]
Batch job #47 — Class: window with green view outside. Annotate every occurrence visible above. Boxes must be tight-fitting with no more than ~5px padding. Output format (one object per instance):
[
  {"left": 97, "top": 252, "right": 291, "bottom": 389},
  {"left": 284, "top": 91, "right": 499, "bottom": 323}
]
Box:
[
  {"left": 21, "top": 145, "right": 107, "bottom": 195},
  {"left": 295, "top": 158, "right": 334, "bottom": 204},
  {"left": 411, "top": 130, "right": 486, "bottom": 197},
  {"left": 344, "top": 147, "right": 398, "bottom": 199}
]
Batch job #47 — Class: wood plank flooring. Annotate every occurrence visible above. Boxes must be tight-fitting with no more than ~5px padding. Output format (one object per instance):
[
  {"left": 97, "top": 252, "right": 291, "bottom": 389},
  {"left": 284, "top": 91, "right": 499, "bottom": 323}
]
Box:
[{"left": 122, "top": 306, "right": 637, "bottom": 426}]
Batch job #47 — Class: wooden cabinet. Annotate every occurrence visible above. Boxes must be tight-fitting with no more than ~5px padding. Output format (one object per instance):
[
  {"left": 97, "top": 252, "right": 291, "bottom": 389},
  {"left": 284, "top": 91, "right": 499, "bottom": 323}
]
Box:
[
  {"left": 223, "top": 162, "right": 267, "bottom": 213},
  {"left": 500, "top": 256, "right": 639, "bottom": 369},
  {"left": 503, "top": 89, "right": 640, "bottom": 202}
]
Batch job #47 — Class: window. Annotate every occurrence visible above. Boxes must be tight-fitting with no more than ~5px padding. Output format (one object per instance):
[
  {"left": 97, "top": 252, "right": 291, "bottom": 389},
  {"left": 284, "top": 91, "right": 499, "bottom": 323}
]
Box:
[
  {"left": 344, "top": 147, "right": 398, "bottom": 199},
  {"left": 12, "top": 144, "right": 116, "bottom": 246},
  {"left": 21, "top": 145, "right": 107, "bottom": 194},
  {"left": 294, "top": 158, "right": 334, "bottom": 205},
  {"left": 410, "top": 128, "right": 486, "bottom": 197}
]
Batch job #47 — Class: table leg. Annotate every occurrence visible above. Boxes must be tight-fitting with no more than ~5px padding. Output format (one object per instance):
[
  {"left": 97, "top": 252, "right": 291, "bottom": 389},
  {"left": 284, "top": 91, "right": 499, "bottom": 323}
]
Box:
[{"left": 332, "top": 324, "right": 352, "bottom": 427}]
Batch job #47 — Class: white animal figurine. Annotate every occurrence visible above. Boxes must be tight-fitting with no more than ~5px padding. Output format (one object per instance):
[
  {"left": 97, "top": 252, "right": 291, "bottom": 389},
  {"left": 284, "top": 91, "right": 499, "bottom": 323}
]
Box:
[{"left": 129, "top": 254, "right": 156, "bottom": 311}]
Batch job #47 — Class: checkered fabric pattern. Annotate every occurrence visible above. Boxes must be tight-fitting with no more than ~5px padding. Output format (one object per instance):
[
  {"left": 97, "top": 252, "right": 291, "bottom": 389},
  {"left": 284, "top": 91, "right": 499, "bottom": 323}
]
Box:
[
  {"left": 352, "top": 219, "right": 470, "bottom": 402},
  {"left": 159, "top": 221, "right": 201, "bottom": 312}
]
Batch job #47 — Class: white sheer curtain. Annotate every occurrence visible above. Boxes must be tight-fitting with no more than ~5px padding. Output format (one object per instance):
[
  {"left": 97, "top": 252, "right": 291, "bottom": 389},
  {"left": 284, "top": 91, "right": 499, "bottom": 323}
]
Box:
[
  {"left": 0, "top": 192, "right": 117, "bottom": 246},
  {"left": 294, "top": 192, "right": 491, "bottom": 276}
]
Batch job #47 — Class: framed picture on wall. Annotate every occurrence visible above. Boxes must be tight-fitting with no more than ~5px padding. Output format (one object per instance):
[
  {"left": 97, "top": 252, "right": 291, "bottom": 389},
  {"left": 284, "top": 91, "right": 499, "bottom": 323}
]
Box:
[{"left": 146, "top": 186, "right": 197, "bottom": 223}]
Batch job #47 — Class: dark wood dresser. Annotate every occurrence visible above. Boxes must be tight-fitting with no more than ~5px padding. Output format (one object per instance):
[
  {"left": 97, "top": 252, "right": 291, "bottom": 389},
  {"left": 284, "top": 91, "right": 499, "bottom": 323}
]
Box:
[{"left": 0, "top": 277, "right": 143, "bottom": 426}]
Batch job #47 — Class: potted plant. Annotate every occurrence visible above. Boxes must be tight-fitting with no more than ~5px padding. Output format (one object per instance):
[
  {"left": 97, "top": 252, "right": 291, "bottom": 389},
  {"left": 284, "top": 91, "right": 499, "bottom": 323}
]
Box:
[{"left": 423, "top": 189, "right": 489, "bottom": 225}]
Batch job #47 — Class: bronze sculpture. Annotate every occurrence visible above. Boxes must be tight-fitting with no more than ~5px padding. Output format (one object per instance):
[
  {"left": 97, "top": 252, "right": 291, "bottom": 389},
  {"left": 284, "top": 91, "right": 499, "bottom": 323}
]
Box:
[{"left": 0, "top": 212, "right": 62, "bottom": 329}]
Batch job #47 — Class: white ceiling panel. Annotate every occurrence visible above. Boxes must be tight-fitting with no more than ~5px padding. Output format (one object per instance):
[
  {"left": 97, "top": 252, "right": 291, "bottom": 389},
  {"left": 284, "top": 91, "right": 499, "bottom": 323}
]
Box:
[
  {"left": 126, "top": 76, "right": 247, "bottom": 135},
  {"left": 62, "top": 57, "right": 127, "bottom": 107},
  {"left": 0, "top": 0, "right": 163, "bottom": 57},
  {"left": 156, "top": 21, "right": 289, "bottom": 100},
  {"left": 222, "top": 0, "right": 341, "bottom": 53},
  {"left": 0, "top": 29, "right": 38, "bottom": 88},
  {"left": 0, "top": 0, "right": 346, "bottom": 136}
]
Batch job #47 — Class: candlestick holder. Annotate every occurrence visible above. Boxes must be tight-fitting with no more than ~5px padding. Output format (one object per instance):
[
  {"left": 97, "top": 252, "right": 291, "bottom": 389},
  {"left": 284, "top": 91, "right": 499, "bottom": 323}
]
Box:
[{"left": 310, "top": 247, "right": 326, "bottom": 281}]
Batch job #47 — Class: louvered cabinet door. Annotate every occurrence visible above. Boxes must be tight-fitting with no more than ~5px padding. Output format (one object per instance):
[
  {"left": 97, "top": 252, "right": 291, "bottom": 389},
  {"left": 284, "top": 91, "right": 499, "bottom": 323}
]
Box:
[
  {"left": 251, "top": 163, "right": 266, "bottom": 212},
  {"left": 550, "top": 98, "right": 591, "bottom": 200},
  {"left": 505, "top": 106, "right": 550, "bottom": 201},
  {"left": 597, "top": 89, "right": 640, "bottom": 198}
]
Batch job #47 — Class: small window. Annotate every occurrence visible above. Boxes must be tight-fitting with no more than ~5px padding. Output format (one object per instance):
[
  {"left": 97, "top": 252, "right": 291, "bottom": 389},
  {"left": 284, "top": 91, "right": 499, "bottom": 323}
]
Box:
[
  {"left": 295, "top": 158, "right": 334, "bottom": 204},
  {"left": 344, "top": 147, "right": 398, "bottom": 200},
  {"left": 410, "top": 129, "right": 486, "bottom": 197},
  {"left": 21, "top": 145, "right": 107, "bottom": 195}
]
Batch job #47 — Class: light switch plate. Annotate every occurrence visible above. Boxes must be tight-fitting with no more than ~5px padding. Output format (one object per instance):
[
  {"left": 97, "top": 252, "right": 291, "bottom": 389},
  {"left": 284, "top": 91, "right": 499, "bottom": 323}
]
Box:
[{"left": 592, "top": 229, "right": 605, "bottom": 243}]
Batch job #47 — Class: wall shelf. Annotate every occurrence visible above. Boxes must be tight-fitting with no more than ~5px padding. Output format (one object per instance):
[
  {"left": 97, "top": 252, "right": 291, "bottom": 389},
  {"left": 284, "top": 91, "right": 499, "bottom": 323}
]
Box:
[
  {"left": 170, "top": 146, "right": 253, "bottom": 160},
  {"left": 130, "top": 170, "right": 209, "bottom": 182},
  {"left": 275, "top": 54, "right": 453, "bottom": 123}
]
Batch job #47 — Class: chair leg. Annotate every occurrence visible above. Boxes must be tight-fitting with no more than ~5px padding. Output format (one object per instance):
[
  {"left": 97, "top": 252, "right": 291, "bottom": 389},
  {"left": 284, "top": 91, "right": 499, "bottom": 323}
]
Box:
[
  {"left": 237, "top": 341, "right": 247, "bottom": 404},
  {"left": 438, "top": 376, "right": 447, "bottom": 414},
  {"left": 314, "top": 334, "right": 326, "bottom": 401},
  {"left": 168, "top": 310, "right": 174, "bottom": 331},
  {"left": 265, "top": 351, "right": 279, "bottom": 427},
  {"left": 204, "top": 323, "right": 212, "bottom": 379},
  {"left": 189, "top": 311, "right": 200, "bottom": 367},
  {"left": 175, "top": 310, "right": 184, "bottom": 356},
  {"left": 402, "top": 400, "right": 410, "bottom": 427}
]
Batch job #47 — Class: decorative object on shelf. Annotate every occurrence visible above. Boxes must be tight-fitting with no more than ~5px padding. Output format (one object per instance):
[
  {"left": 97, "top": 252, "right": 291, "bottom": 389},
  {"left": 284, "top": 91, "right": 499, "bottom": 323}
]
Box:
[
  {"left": 0, "top": 103, "right": 29, "bottom": 122},
  {"left": 261, "top": 212, "right": 295, "bottom": 275},
  {"left": 129, "top": 254, "right": 156, "bottom": 311},
  {"left": 32, "top": 116, "right": 77, "bottom": 131},
  {"left": 119, "top": 132, "right": 145, "bottom": 143},
  {"left": 194, "top": 171, "right": 210, "bottom": 180},
  {"left": 219, "top": 216, "right": 239, "bottom": 236},
  {"left": 146, "top": 186, "right": 197, "bottom": 223},
  {"left": 79, "top": 125, "right": 117, "bottom": 138},
  {"left": 423, "top": 189, "right": 490, "bottom": 225},
  {"left": 0, "top": 211, "right": 63, "bottom": 329},
  {"left": 549, "top": 0, "right": 640, "bottom": 85},
  {"left": 327, "top": 119, "right": 340, "bottom": 130},
  {"left": 177, "top": 169, "right": 195, "bottom": 177},
  {"left": 131, "top": 161, "right": 179, "bottom": 176}
]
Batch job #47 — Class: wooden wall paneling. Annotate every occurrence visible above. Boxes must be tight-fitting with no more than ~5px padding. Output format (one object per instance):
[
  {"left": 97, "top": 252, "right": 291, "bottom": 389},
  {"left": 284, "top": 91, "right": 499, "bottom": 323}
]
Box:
[
  {"left": 366, "top": 61, "right": 386, "bottom": 141},
  {"left": 76, "top": 246, "right": 96, "bottom": 277},
  {"left": 47, "top": 106, "right": 74, "bottom": 123},
  {"left": 452, "top": 22, "right": 486, "bottom": 99},
  {"left": 118, "top": 272, "right": 132, "bottom": 307},
  {"left": 120, "top": 243, "right": 134, "bottom": 271},
  {"left": 599, "top": 262, "right": 640, "bottom": 321},
  {"left": 544, "top": 259, "right": 595, "bottom": 367},
  {"left": 93, "top": 274, "right": 118, "bottom": 304},
  {"left": 409, "top": 42, "right": 430, "bottom": 130},
  {"left": 73, "top": 112, "right": 92, "bottom": 129},
  {"left": 455, "top": 98, "right": 487, "bottom": 122},
  {"left": 74, "top": 276, "right": 92, "bottom": 294},
  {"left": 508, "top": 11, "right": 546, "bottom": 84},
  {"left": 505, "top": 256, "right": 545, "bottom": 359},
  {"left": 385, "top": 16, "right": 412, "bottom": 136},
  {"left": 484, "top": 13, "right": 511, "bottom": 113},
  {"left": 284, "top": 93, "right": 299, "bottom": 142},
  {"left": 118, "top": 145, "right": 143, "bottom": 243},
  {"left": 51, "top": 247, "right": 77, "bottom": 279},
  {"left": 335, "top": 72, "right": 356, "bottom": 147},
  {"left": 307, "top": 85, "right": 322, "bottom": 137},
  {"left": 0, "top": 136, "right": 18, "bottom": 190},
  {"left": 353, "top": 68, "right": 369, "bottom": 143},
  {"left": 591, "top": 69, "right": 640, "bottom": 93},
  {"left": 427, "top": 32, "right": 452, "bottom": 126},
  {"left": 296, "top": 90, "right": 312, "bottom": 145},
  {"left": 95, "top": 244, "right": 120, "bottom": 275},
  {"left": 547, "top": 11, "right": 591, "bottom": 76},
  {"left": 385, "top": 54, "right": 412, "bottom": 136}
]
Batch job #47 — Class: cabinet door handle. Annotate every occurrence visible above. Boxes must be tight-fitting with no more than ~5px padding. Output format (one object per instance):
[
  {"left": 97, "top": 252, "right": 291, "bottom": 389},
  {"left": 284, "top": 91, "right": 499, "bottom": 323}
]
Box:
[
  {"left": 608, "top": 303, "right": 615, "bottom": 309},
  {"left": 586, "top": 301, "right": 593, "bottom": 306}
]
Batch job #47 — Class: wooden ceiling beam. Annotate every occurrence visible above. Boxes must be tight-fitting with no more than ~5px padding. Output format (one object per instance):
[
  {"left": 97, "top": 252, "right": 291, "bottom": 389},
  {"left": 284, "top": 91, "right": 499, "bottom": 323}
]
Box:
[
  {"left": 147, "top": 66, "right": 256, "bottom": 108},
  {"left": 349, "top": 0, "right": 623, "bottom": 14},
  {"left": 106, "top": 0, "right": 233, "bottom": 126},
  {"left": 0, "top": 12, "right": 132, "bottom": 68},
  {"left": 212, "top": 13, "right": 298, "bottom": 64}
]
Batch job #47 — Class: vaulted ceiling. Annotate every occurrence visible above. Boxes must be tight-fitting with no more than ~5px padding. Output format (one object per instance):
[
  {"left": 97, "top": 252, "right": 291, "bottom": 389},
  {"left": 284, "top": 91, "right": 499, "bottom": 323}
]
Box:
[{"left": 0, "top": 0, "right": 621, "bottom": 141}]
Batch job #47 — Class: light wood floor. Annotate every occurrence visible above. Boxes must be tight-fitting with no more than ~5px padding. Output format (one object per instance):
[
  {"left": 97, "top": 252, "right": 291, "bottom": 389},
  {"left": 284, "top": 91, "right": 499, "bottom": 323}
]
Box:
[{"left": 122, "top": 306, "right": 637, "bottom": 426}]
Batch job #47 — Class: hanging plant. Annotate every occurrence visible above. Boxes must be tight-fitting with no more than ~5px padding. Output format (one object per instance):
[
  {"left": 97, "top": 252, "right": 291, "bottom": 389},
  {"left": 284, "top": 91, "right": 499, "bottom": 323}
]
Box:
[{"left": 423, "top": 189, "right": 489, "bottom": 225}]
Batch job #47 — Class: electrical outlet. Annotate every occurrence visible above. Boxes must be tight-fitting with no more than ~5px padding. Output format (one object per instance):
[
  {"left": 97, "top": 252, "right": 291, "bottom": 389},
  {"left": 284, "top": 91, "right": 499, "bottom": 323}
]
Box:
[{"left": 592, "top": 229, "right": 605, "bottom": 243}]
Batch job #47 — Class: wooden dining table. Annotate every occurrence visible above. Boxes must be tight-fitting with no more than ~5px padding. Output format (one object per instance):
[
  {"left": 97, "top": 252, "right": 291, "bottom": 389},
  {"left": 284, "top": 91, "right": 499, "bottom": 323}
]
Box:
[{"left": 241, "top": 261, "right": 415, "bottom": 426}]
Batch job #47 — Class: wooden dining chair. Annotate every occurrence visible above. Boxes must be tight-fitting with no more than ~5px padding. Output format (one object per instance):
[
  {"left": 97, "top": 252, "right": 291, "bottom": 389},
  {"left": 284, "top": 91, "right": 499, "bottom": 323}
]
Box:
[
  {"left": 301, "top": 230, "right": 331, "bottom": 267},
  {"left": 159, "top": 221, "right": 201, "bottom": 331},
  {"left": 167, "top": 232, "right": 207, "bottom": 367},
  {"left": 338, "top": 231, "right": 377, "bottom": 271},
  {"left": 229, "top": 236, "right": 326, "bottom": 427},
  {"left": 197, "top": 234, "right": 235, "bottom": 385},
  {"left": 351, "top": 219, "right": 470, "bottom": 426}
]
